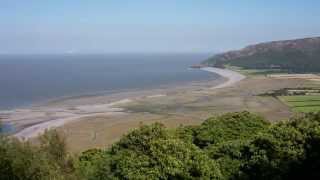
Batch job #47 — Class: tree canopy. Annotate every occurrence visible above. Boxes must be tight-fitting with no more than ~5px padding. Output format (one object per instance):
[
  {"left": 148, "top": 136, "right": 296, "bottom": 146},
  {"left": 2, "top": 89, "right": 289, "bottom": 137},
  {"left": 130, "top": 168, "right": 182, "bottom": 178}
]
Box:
[{"left": 2, "top": 111, "right": 320, "bottom": 179}]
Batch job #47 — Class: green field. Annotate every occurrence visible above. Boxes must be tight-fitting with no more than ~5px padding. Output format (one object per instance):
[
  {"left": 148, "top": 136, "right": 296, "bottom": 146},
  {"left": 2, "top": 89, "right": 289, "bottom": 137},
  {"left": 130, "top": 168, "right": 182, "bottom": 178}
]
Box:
[
  {"left": 225, "top": 65, "right": 288, "bottom": 76},
  {"left": 279, "top": 95, "right": 320, "bottom": 112}
]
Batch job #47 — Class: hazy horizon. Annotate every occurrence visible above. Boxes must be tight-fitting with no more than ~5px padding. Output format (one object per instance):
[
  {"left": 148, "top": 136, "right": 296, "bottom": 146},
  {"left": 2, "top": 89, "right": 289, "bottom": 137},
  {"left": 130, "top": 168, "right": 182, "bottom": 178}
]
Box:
[{"left": 1, "top": 0, "right": 320, "bottom": 54}]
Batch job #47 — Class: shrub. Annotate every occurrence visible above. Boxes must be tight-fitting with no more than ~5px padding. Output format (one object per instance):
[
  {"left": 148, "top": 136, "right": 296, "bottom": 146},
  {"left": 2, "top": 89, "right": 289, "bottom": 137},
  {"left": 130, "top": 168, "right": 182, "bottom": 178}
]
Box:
[
  {"left": 85, "top": 123, "right": 222, "bottom": 179},
  {"left": 195, "top": 111, "right": 269, "bottom": 148}
]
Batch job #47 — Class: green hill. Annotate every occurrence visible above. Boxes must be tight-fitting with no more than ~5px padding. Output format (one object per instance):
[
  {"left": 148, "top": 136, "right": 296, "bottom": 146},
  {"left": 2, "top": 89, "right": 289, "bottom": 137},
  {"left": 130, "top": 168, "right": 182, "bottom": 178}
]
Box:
[{"left": 203, "top": 37, "right": 320, "bottom": 72}]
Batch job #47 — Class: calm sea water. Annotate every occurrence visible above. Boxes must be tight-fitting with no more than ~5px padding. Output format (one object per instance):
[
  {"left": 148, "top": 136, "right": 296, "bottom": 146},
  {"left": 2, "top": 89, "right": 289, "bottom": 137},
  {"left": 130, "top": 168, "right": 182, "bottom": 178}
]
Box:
[{"left": 0, "top": 54, "right": 218, "bottom": 110}]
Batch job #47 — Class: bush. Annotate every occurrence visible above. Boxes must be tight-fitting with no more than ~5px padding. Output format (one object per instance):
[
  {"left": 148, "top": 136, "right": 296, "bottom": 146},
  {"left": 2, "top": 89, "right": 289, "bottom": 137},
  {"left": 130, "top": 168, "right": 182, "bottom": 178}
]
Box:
[
  {"left": 0, "top": 136, "right": 63, "bottom": 180},
  {"left": 206, "top": 140, "right": 248, "bottom": 179},
  {"left": 195, "top": 111, "right": 269, "bottom": 148},
  {"left": 0, "top": 130, "right": 77, "bottom": 180},
  {"left": 87, "top": 123, "right": 222, "bottom": 179},
  {"left": 76, "top": 148, "right": 107, "bottom": 180},
  {"left": 239, "top": 112, "right": 320, "bottom": 179},
  {"left": 239, "top": 124, "right": 305, "bottom": 179}
]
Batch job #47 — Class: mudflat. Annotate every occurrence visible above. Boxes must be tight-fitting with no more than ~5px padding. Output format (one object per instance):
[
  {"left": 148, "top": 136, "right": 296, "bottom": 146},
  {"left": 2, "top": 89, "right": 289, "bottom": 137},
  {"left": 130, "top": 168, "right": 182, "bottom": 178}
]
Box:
[
  {"left": 2, "top": 67, "right": 316, "bottom": 152},
  {"left": 58, "top": 74, "right": 311, "bottom": 152},
  {"left": 2, "top": 67, "right": 237, "bottom": 140}
]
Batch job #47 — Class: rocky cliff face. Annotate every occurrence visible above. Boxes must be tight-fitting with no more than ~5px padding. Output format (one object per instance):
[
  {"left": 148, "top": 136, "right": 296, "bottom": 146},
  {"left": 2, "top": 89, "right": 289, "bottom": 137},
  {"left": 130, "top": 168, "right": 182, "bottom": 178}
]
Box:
[{"left": 204, "top": 37, "right": 320, "bottom": 72}]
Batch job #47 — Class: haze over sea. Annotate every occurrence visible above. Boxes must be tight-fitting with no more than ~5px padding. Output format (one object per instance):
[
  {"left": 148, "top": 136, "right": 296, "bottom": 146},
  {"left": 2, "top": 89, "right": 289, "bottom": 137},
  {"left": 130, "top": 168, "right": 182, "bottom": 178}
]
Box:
[{"left": 0, "top": 53, "right": 218, "bottom": 110}]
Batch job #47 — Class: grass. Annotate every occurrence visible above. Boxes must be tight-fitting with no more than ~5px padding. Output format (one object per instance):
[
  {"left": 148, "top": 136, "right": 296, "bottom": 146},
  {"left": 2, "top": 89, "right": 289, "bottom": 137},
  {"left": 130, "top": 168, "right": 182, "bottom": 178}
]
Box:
[
  {"left": 278, "top": 95, "right": 320, "bottom": 113},
  {"left": 225, "top": 65, "right": 288, "bottom": 76}
]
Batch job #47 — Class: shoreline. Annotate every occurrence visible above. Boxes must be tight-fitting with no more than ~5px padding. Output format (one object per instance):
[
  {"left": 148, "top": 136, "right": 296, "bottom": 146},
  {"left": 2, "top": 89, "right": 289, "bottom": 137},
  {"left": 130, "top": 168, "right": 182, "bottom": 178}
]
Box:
[
  {"left": 1, "top": 67, "right": 245, "bottom": 139},
  {"left": 0, "top": 73, "right": 219, "bottom": 111},
  {"left": 201, "top": 67, "right": 246, "bottom": 89}
]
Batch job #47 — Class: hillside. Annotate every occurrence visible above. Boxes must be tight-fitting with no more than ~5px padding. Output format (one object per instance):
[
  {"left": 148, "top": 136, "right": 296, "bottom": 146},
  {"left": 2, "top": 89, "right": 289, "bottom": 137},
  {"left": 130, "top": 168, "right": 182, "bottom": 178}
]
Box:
[{"left": 203, "top": 37, "right": 320, "bottom": 72}]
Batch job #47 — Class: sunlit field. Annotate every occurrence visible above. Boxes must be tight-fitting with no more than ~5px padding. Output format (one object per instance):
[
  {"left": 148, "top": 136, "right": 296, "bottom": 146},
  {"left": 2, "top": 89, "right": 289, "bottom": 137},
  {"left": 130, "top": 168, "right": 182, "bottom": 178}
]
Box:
[{"left": 279, "top": 95, "right": 320, "bottom": 112}]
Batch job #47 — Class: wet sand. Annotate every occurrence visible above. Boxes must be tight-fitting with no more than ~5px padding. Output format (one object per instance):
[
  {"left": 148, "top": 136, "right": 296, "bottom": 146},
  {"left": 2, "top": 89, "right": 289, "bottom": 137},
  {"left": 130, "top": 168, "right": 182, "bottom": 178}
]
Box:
[
  {"left": 1, "top": 67, "right": 244, "bottom": 139},
  {"left": 59, "top": 73, "right": 313, "bottom": 152}
]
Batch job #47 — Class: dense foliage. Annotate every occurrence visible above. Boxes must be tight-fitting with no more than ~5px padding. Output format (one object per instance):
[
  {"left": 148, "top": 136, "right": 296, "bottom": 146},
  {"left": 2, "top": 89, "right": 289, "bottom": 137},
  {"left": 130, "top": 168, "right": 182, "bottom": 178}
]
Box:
[
  {"left": 2, "top": 111, "right": 320, "bottom": 179},
  {"left": 0, "top": 129, "right": 75, "bottom": 180},
  {"left": 77, "top": 123, "right": 221, "bottom": 179}
]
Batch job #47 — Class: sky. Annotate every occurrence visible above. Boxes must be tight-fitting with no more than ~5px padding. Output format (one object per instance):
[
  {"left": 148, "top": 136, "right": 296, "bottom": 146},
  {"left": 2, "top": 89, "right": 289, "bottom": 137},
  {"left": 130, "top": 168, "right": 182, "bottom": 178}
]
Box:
[{"left": 0, "top": 0, "right": 320, "bottom": 54}]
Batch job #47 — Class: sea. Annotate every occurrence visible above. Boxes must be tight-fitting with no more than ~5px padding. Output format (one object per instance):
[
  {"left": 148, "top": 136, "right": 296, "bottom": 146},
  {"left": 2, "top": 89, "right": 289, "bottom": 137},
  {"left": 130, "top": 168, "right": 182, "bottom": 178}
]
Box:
[{"left": 0, "top": 53, "right": 219, "bottom": 110}]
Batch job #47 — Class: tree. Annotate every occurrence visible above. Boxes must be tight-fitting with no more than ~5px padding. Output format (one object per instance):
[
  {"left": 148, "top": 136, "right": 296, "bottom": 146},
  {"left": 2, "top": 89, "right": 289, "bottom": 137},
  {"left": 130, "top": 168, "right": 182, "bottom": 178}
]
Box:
[
  {"left": 39, "top": 129, "right": 67, "bottom": 165},
  {"left": 111, "top": 123, "right": 169, "bottom": 154},
  {"left": 239, "top": 118, "right": 309, "bottom": 179},
  {"left": 206, "top": 140, "right": 248, "bottom": 180},
  {"left": 195, "top": 111, "right": 269, "bottom": 148},
  {"left": 39, "top": 129, "right": 76, "bottom": 179},
  {"left": 284, "top": 112, "right": 320, "bottom": 179},
  {"left": 0, "top": 137, "right": 63, "bottom": 180},
  {"left": 82, "top": 123, "right": 222, "bottom": 179},
  {"left": 4, "top": 111, "right": 320, "bottom": 179},
  {"left": 76, "top": 148, "right": 107, "bottom": 180}
]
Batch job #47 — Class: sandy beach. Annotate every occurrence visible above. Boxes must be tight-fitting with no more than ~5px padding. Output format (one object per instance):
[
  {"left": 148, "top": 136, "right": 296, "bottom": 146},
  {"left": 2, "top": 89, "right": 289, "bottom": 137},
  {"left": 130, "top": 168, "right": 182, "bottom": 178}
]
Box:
[
  {"left": 13, "top": 100, "right": 131, "bottom": 139},
  {"left": 201, "top": 67, "right": 246, "bottom": 89},
  {"left": 0, "top": 67, "right": 245, "bottom": 140}
]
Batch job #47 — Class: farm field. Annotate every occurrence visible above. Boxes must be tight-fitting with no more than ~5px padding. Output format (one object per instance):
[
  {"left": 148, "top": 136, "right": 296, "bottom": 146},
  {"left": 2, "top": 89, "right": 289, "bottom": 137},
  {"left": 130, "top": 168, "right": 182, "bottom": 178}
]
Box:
[
  {"left": 225, "top": 65, "right": 288, "bottom": 77},
  {"left": 279, "top": 95, "right": 320, "bottom": 112}
]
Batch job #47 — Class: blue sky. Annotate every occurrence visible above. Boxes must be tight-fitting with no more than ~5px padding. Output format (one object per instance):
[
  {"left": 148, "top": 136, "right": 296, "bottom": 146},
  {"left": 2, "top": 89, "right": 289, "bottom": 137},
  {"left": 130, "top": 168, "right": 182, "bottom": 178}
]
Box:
[{"left": 0, "top": 0, "right": 319, "bottom": 54}]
